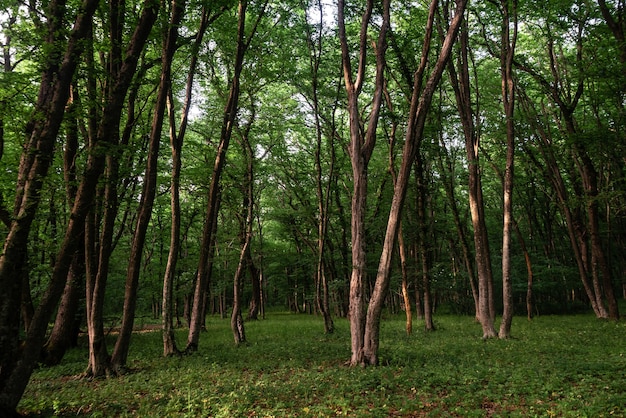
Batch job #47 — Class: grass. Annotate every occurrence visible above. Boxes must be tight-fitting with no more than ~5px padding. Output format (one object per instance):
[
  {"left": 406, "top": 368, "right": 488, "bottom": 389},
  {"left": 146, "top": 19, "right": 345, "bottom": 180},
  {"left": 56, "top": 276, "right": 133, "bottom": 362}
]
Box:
[{"left": 18, "top": 312, "right": 626, "bottom": 417}]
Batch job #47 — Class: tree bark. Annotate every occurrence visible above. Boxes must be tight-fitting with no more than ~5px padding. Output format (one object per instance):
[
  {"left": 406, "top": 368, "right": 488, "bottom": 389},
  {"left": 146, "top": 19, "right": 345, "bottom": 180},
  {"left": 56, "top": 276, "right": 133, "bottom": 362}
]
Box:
[
  {"left": 363, "top": 0, "right": 468, "bottom": 365},
  {"left": 338, "top": 0, "right": 389, "bottom": 367},
  {"left": 498, "top": 0, "right": 518, "bottom": 339},
  {"left": 0, "top": 0, "right": 99, "bottom": 410},
  {"left": 186, "top": 0, "right": 265, "bottom": 351},
  {"left": 448, "top": 17, "right": 497, "bottom": 337},
  {"left": 111, "top": 0, "right": 177, "bottom": 372}
]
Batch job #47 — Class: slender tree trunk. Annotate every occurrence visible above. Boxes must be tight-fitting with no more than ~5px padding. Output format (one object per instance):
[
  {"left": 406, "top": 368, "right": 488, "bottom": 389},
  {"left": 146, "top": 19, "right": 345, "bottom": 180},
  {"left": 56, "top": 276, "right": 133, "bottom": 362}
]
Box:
[
  {"left": 448, "top": 18, "right": 496, "bottom": 337},
  {"left": 363, "top": 0, "right": 468, "bottom": 365},
  {"left": 110, "top": 0, "right": 180, "bottom": 371},
  {"left": 415, "top": 155, "right": 434, "bottom": 332},
  {"left": 84, "top": 205, "right": 111, "bottom": 376},
  {"left": 187, "top": 0, "right": 266, "bottom": 351},
  {"left": 499, "top": 0, "right": 517, "bottom": 339},
  {"left": 307, "top": 3, "right": 335, "bottom": 332},
  {"left": 0, "top": 0, "right": 99, "bottom": 410},
  {"left": 231, "top": 148, "right": 255, "bottom": 339},
  {"left": 232, "top": 238, "right": 250, "bottom": 345},
  {"left": 397, "top": 227, "right": 412, "bottom": 335},
  {"left": 384, "top": 73, "right": 412, "bottom": 335},
  {"left": 161, "top": 3, "right": 220, "bottom": 357}
]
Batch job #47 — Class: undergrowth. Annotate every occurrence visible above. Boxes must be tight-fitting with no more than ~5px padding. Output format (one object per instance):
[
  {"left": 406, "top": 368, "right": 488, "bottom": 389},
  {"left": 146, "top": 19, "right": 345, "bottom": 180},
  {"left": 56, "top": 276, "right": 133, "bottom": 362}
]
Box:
[{"left": 18, "top": 313, "right": 626, "bottom": 417}]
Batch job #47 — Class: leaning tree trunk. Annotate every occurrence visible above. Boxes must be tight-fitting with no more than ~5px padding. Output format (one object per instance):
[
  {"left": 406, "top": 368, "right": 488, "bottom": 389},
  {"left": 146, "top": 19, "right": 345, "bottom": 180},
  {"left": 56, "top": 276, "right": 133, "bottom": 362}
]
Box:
[
  {"left": 110, "top": 0, "right": 178, "bottom": 372},
  {"left": 363, "top": 0, "right": 468, "bottom": 365},
  {"left": 42, "top": 246, "right": 84, "bottom": 366},
  {"left": 186, "top": 0, "right": 264, "bottom": 351},
  {"left": 0, "top": 0, "right": 99, "bottom": 411}
]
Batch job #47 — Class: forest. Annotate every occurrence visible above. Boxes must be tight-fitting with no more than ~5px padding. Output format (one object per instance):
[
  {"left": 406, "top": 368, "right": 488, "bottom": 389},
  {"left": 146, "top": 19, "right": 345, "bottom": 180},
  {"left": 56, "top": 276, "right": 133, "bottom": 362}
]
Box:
[{"left": 0, "top": 0, "right": 624, "bottom": 414}]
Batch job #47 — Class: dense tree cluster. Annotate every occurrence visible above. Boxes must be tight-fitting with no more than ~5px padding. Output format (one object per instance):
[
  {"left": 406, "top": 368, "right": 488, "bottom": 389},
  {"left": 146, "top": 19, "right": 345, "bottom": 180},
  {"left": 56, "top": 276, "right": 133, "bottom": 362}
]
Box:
[{"left": 0, "top": 0, "right": 624, "bottom": 412}]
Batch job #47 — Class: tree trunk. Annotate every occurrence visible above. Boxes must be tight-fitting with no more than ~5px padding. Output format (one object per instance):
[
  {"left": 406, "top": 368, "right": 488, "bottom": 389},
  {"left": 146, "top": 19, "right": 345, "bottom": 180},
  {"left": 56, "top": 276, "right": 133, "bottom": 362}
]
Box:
[
  {"left": 162, "top": 5, "right": 210, "bottom": 357},
  {"left": 41, "top": 88, "right": 85, "bottom": 366},
  {"left": 363, "top": 0, "right": 468, "bottom": 365},
  {"left": 231, "top": 239, "right": 250, "bottom": 345},
  {"left": 338, "top": 0, "right": 389, "bottom": 367},
  {"left": 308, "top": 0, "right": 335, "bottom": 332},
  {"left": 42, "top": 247, "right": 84, "bottom": 366},
  {"left": 0, "top": 0, "right": 99, "bottom": 410},
  {"left": 111, "top": 0, "right": 179, "bottom": 372},
  {"left": 448, "top": 18, "right": 497, "bottom": 337},
  {"left": 498, "top": 0, "right": 517, "bottom": 339},
  {"left": 398, "top": 228, "right": 412, "bottom": 336},
  {"left": 415, "top": 155, "right": 434, "bottom": 332},
  {"left": 187, "top": 0, "right": 264, "bottom": 351}
]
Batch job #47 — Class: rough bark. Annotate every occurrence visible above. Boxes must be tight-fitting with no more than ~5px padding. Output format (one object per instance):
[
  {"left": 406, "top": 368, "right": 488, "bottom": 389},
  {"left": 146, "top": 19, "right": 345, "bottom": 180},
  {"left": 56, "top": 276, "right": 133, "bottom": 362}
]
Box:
[{"left": 338, "top": 0, "right": 389, "bottom": 367}]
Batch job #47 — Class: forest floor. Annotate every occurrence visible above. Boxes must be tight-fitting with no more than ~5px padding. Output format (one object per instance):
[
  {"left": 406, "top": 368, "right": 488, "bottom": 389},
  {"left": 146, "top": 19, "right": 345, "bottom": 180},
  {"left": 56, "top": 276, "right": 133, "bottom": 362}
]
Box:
[{"left": 18, "top": 311, "right": 626, "bottom": 417}]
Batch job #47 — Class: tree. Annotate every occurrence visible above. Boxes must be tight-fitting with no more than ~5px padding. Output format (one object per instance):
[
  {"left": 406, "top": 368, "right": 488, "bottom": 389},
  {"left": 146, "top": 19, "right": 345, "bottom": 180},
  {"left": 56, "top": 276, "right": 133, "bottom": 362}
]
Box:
[
  {"left": 186, "top": 0, "right": 267, "bottom": 352},
  {"left": 109, "top": 0, "right": 185, "bottom": 372},
  {"left": 161, "top": 3, "right": 221, "bottom": 358},
  {"left": 514, "top": 1, "right": 619, "bottom": 319},
  {"left": 447, "top": 8, "right": 498, "bottom": 337},
  {"left": 362, "top": 0, "right": 468, "bottom": 365},
  {"left": 337, "top": 0, "right": 390, "bottom": 366},
  {"left": 496, "top": 0, "right": 518, "bottom": 339},
  {"left": 0, "top": 0, "right": 99, "bottom": 410}
]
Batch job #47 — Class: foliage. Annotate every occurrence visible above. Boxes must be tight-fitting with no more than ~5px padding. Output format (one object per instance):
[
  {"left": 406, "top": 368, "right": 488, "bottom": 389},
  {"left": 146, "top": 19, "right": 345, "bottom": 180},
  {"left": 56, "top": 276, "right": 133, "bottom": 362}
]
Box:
[{"left": 18, "top": 312, "right": 626, "bottom": 417}]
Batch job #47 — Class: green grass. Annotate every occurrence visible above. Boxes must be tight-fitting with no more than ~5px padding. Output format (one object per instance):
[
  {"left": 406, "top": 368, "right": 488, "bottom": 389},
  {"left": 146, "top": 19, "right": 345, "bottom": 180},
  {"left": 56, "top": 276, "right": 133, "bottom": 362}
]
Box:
[{"left": 18, "top": 313, "right": 626, "bottom": 417}]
